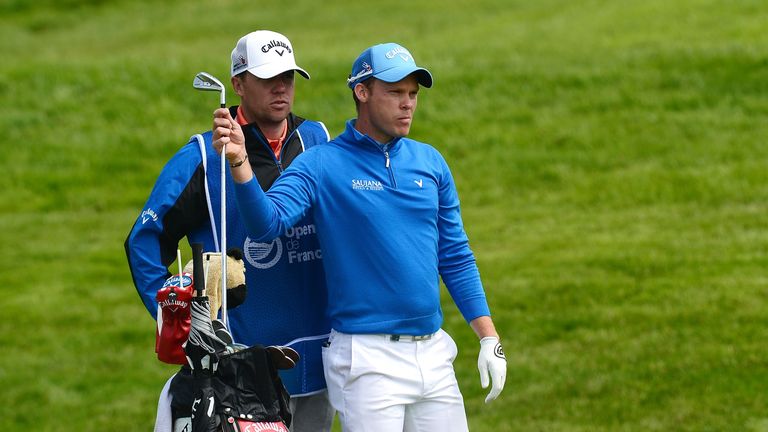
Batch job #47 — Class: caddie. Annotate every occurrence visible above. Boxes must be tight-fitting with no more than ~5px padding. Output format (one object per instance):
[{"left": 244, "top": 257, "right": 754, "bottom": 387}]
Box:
[{"left": 125, "top": 30, "right": 334, "bottom": 431}]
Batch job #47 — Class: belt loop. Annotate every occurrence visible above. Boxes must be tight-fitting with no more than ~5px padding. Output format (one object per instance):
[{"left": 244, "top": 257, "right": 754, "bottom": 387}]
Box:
[{"left": 389, "top": 335, "right": 401, "bottom": 342}]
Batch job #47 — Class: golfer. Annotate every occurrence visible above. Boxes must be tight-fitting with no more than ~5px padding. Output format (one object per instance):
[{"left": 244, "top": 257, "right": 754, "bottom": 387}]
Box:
[
  {"left": 126, "top": 30, "right": 334, "bottom": 431},
  {"left": 212, "top": 42, "right": 506, "bottom": 431}
]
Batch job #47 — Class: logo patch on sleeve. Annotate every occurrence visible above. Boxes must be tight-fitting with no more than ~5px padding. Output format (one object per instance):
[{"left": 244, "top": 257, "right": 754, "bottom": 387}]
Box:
[{"left": 141, "top": 208, "right": 158, "bottom": 224}]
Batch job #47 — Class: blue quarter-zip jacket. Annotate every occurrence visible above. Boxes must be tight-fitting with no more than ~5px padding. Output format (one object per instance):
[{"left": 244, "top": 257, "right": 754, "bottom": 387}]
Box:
[{"left": 235, "top": 120, "right": 490, "bottom": 335}]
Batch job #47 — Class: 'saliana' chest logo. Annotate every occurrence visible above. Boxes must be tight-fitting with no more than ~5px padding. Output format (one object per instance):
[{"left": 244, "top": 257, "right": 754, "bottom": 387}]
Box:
[{"left": 351, "top": 179, "right": 384, "bottom": 191}]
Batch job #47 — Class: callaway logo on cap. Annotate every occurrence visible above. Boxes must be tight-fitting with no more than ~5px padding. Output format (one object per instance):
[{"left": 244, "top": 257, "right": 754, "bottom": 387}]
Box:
[
  {"left": 231, "top": 30, "right": 310, "bottom": 79},
  {"left": 347, "top": 42, "right": 433, "bottom": 89}
]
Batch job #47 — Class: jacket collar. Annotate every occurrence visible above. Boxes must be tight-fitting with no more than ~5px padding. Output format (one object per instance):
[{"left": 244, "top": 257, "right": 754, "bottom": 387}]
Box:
[
  {"left": 231, "top": 106, "right": 304, "bottom": 156},
  {"left": 342, "top": 119, "right": 403, "bottom": 154}
]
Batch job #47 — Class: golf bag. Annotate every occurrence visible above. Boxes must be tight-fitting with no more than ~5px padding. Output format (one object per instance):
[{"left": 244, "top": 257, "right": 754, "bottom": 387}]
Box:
[
  {"left": 163, "top": 243, "right": 293, "bottom": 431},
  {"left": 166, "top": 346, "right": 294, "bottom": 431}
]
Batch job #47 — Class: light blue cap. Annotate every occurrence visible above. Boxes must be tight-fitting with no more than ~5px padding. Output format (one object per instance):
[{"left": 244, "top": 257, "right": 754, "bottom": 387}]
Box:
[{"left": 347, "top": 43, "right": 433, "bottom": 89}]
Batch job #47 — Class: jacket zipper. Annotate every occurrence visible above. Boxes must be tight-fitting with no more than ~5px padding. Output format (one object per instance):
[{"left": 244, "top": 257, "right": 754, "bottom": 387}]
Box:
[
  {"left": 253, "top": 125, "right": 296, "bottom": 174},
  {"left": 276, "top": 130, "right": 298, "bottom": 173},
  {"left": 384, "top": 149, "right": 397, "bottom": 189},
  {"left": 360, "top": 134, "right": 398, "bottom": 189}
]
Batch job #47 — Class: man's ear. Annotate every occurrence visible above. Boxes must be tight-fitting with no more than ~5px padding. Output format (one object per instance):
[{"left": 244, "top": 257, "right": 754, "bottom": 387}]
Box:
[
  {"left": 354, "top": 82, "right": 369, "bottom": 102},
  {"left": 231, "top": 75, "right": 244, "bottom": 97}
]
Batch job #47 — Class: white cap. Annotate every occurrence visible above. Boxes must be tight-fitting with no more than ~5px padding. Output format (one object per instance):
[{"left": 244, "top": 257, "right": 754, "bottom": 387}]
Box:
[{"left": 230, "top": 30, "right": 310, "bottom": 79}]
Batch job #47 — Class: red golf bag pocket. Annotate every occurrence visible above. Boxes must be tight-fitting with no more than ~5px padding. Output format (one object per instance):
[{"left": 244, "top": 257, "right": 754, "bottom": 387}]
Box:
[{"left": 155, "top": 273, "right": 194, "bottom": 364}]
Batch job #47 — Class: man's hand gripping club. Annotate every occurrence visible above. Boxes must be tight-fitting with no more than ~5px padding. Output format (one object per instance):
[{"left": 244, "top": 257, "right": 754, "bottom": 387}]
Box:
[{"left": 212, "top": 108, "right": 253, "bottom": 184}]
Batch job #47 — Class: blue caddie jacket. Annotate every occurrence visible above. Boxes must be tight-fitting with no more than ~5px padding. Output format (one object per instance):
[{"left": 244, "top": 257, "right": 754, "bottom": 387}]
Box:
[{"left": 125, "top": 109, "right": 331, "bottom": 396}]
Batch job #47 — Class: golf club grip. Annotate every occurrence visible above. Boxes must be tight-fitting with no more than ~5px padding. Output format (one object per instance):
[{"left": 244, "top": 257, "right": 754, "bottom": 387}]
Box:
[{"left": 191, "top": 242, "right": 204, "bottom": 297}]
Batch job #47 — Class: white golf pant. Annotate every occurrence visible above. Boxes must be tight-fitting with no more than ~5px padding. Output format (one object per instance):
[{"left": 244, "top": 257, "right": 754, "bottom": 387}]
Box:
[{"left": 322, "top": 329, "right": 469, "bottom": 432}]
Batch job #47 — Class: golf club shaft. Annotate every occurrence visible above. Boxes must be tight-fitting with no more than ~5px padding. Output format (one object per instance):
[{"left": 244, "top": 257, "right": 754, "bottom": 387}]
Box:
[
  {"left": 220, "top": 142, "right": 228, "bottom": 328},
  {"left": 177, "top": 249, "right": 183, "bottom": 291},
  {"left": 192, "top": 71, "right": 229, "bottom": 329}
]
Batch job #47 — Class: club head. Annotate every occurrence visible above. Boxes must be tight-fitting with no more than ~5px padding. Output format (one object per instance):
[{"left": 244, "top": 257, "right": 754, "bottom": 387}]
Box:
[
  {"left": 193, "top": 71, "right": 223, "bottom": 92},
  {"left": 193, "top": 71, "right": 226, "bottom": 107}
]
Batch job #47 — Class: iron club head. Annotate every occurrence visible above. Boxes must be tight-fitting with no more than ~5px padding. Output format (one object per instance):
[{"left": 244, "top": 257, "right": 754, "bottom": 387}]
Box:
[{"left": 193, "top": 71, "right": 226, "bottom": 108}]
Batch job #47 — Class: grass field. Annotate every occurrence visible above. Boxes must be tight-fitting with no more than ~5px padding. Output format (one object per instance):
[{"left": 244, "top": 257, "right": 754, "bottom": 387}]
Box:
[{"left": 1, "top": 0, "right": 767, "bottom": 430}]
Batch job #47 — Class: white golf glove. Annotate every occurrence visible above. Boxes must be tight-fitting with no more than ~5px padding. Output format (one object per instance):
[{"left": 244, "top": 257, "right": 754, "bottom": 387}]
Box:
[{"left": 478, "top": 336, "right": 507, "bottom": 403}]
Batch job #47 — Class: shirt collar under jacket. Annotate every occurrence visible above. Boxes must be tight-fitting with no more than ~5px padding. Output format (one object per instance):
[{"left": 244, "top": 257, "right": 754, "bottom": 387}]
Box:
[{"left": 345, "top": 119, "right": 403, "bottom": 155}]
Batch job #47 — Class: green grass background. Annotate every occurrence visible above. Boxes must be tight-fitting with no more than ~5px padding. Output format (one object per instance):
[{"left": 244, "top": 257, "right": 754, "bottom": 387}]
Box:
[{"left": 1, "top": 0, "right": 767, "bottom": 430}]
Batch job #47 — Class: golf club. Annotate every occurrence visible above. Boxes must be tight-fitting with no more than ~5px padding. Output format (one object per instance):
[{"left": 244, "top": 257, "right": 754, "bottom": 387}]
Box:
[
  {"left": 193, "top": 71, "right": 230, "bottom": 331},
  {"left": 192, "top": 72, "right": 226, "bottom": 108}
]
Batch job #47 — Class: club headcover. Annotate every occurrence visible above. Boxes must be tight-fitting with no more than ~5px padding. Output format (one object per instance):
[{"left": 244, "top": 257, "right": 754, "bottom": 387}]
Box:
[
  {"left": 155, "top": 273, "right": 194, "bottom": 364},
  {"left": 211, "top": 319, "right": 234, "bottom": 346},
  {"left": 184, "top": 248, "right": 246, "bottom": 321}
]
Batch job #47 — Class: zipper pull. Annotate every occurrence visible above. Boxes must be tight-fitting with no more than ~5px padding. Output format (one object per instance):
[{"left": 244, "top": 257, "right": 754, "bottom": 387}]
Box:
[{"left": 384, "top": 151, "right": 390, "bottom": 168}]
